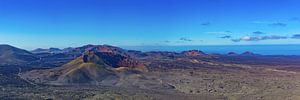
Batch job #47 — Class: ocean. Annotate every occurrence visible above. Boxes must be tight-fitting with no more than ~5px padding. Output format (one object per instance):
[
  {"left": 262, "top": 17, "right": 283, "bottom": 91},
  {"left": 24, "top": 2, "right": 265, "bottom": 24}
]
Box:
[{"left": 122, "top": 45, "right": 300, "bottom": 55}]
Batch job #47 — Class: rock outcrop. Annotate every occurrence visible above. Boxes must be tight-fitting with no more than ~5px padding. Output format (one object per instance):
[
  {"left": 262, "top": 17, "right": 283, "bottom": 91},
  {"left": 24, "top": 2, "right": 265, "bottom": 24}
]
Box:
[{"left": 181, "top": 50, "right": 206, "bottom": 57}]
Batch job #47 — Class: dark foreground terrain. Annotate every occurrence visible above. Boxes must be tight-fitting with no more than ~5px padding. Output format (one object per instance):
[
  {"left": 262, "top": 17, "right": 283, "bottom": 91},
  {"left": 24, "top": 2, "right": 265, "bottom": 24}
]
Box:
[{"left": 1, "top": 44, "right": 300, "bottom": 100}]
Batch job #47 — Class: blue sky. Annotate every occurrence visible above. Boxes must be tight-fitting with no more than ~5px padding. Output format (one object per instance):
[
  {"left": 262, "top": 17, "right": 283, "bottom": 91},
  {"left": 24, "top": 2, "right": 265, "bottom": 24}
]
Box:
[{"left": 1, "top": 0, "right": 300, "bottom": 49}]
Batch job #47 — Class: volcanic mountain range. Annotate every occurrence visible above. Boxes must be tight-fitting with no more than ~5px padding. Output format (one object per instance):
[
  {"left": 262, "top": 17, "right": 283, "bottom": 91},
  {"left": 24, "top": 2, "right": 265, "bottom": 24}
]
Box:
[
  {"left": 1, "top": 44, "right": 296, "bottom": 86},
  {"left": 21, "top": 45, "right": 149, "bottom": 85},
  {"left": 2, "top": 44, "right": 300, "bottom": 99}
]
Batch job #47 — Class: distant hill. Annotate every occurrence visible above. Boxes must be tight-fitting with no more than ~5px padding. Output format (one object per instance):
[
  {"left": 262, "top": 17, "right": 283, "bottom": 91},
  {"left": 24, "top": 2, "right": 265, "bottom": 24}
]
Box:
[
  {"left": 181, "top": 50, "right": 206, "bottom": 57},
  {"left": 31, "top": 48, "right": 63, "bottom": 54},
  {"left": 0, "top": 45, "right": 38, "bottom": 66}
]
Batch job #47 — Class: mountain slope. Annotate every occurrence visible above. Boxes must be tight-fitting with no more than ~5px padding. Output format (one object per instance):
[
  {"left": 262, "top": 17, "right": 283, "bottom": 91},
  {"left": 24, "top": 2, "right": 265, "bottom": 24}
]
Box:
[
  {"left": 0, "top": 45, "right": 38, "bottom": 65},
  {"left": 56, "top": 53, "right": 118, "bottom": 84}
]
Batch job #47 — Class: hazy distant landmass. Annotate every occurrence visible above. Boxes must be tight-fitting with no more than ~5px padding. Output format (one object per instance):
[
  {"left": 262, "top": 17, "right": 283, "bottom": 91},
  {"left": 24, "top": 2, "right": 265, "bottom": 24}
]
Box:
[{"left": 122, "top": 44, "right": 300, "bottom": 55}]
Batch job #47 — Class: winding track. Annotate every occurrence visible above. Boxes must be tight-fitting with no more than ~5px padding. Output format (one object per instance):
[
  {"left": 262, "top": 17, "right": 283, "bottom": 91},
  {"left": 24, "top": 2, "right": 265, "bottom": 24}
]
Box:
[{"left": 17, "top": 67, "right": 37, "bottom": 86}]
